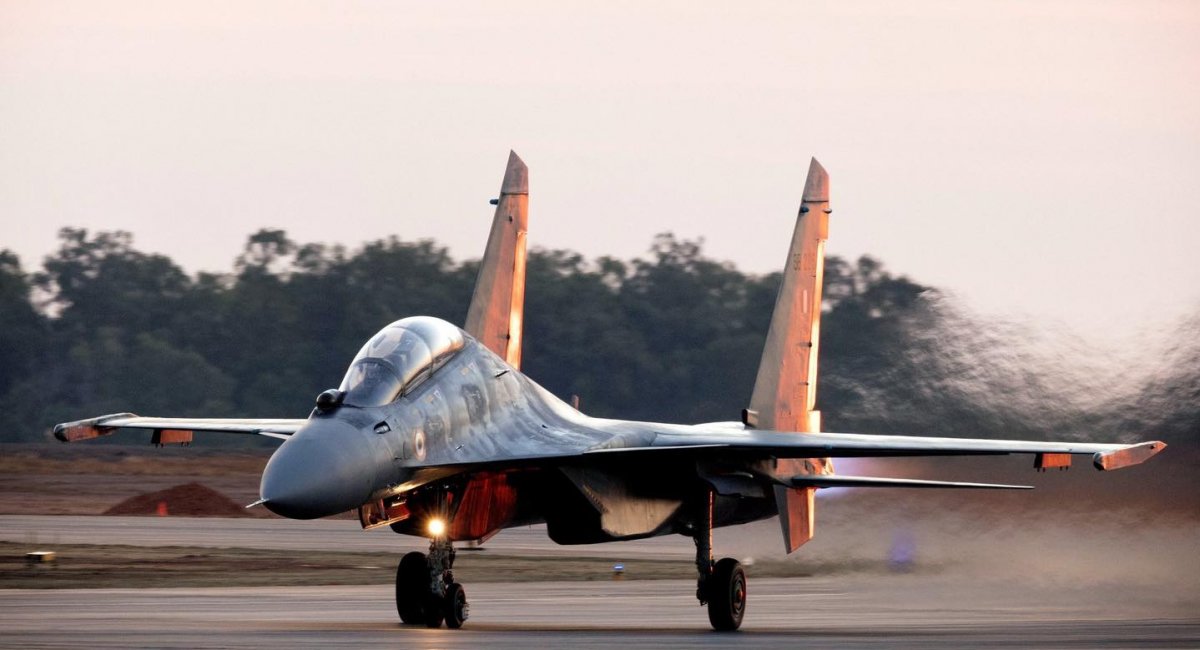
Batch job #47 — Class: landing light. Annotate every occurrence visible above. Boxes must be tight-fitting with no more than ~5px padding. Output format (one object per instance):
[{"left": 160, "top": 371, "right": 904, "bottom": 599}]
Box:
[{"left": 427, "top": 518, "right": 446, "bottom": 538}]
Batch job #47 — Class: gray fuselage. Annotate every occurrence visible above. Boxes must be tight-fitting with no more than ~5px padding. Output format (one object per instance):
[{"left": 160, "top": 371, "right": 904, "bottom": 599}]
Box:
[{"left": 260, "top": 320, "right": 781, "bottom": 544}]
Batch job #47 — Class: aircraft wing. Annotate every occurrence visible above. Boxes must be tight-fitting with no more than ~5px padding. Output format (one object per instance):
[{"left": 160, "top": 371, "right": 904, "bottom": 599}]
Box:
[
  {"left": 581, "top": 425, "right": 1166, "bottom": 472},
  {"left": 53, "top": 413, "right": 304, "bottom": 443}
]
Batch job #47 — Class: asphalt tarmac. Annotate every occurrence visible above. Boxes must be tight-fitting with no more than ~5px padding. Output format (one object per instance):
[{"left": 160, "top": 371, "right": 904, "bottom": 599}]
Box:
[
  {"left": 3, "top": 576, "right": 1196, "bottom": 649},
  {"left": 1, "top": 514, "right": 692, "bottom": 558},
  {"left": 4, "top": 514, "right": 1197, "bottom": 648}
]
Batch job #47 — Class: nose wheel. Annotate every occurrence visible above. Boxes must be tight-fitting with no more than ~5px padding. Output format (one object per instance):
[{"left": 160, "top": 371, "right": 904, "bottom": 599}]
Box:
[
  {"left": 394, "top": 551, "right": 428, "bottom": 624},
  {"left": 393, "top": 538, "right": 469, "bottom": 629},
  {"left": 443, "top": 582, "right": 469, "bottom": 629}
]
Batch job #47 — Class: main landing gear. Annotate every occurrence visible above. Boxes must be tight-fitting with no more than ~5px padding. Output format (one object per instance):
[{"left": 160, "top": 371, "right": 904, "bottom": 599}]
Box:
[
  {"left": 395, "top": 536, "right": 469, "bottom": 629},
  {"left": 694, "top": 490, "right": 746, "bottom": 631}
]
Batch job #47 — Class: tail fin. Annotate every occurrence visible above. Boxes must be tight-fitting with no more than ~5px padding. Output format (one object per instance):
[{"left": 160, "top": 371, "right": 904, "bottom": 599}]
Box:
[
  {"left": 746, "top": 158, "right": 831, "bottom": 554},
  {"left": 464, "top": 151, "right": 529, "bottom": 369},
  {"left": 747, "top": 158, "right": 830, "bottom": 433}
]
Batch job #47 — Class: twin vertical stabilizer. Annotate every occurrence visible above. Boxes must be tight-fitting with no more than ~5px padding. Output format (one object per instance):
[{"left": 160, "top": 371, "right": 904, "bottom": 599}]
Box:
[
  {"left": 746, "top": 158, "right": 832, "bottom": 554},
  {"left": 465, "top": 151, "right": 529, "bottom": 369},
  {"left": 748, "top": 158, "right": 830, "bottom": 433}
]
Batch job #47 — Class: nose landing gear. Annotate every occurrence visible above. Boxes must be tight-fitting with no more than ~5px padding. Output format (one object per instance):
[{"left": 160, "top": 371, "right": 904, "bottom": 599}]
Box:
[
  {"left": 394, "top": 537, "right": 469, "bottom": 629},
  {"left": 394, "top": 551, "right": 427, "bottom": 624},
  {"left": 443, "top": 581, "right": 469, "bottom": 629}
]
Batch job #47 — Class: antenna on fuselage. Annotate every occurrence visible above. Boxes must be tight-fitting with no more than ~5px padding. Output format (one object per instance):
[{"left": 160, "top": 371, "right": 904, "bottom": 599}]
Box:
[{"left": 465, "top": 150, "right": 529, "bottom": 369}]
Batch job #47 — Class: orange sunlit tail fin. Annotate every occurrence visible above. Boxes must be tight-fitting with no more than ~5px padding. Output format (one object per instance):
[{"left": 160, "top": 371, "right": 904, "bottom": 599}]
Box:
[
  {"left": 464, "top": 151, "right": 529, "bottom": 369},
  {"left": 745, "top": 158, "right": 831, "bottom": 554},
  {"left": 747, "top": 157, "right": 829, "bottom": 433}
]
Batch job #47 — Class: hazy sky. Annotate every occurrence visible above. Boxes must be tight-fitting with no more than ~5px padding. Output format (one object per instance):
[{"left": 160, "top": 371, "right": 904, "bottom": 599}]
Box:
[{"left": 3, "top": 1, "right": 1198, "bottom": 348}]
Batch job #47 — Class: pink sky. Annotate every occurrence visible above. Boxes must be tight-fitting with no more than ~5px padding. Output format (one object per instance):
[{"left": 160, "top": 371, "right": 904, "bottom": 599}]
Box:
[{"left": 2, "top": 1, "right": 1197, "bottom": 348}]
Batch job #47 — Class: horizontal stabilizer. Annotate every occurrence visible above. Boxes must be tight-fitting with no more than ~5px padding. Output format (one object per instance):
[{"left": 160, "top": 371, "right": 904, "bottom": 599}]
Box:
[{"left": 787, "top": 474, "right": 1032, "bottom": 490}]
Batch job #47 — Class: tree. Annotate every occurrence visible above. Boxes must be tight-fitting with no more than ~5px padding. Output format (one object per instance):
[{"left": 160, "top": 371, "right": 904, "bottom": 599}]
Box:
[
  {"left": 0, "top": 251, "right": 46, "bottom": 399},
  {"left": 3, "top": 226, "right": 958, "bottom": 444},
  {"left": 33, "top": 228, "right": 192, "bottom": 342}
]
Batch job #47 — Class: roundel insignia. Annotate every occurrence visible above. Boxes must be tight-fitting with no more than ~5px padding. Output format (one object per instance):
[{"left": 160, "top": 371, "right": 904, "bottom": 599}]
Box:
[{"left": 413, "top": 430, "right": 427, "bottom": 462}]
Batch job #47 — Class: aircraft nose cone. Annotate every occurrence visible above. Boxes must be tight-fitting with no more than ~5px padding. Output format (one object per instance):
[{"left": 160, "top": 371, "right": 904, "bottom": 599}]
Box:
[{"left": 260, "top": 420, "right": 376, "bottom": 519}]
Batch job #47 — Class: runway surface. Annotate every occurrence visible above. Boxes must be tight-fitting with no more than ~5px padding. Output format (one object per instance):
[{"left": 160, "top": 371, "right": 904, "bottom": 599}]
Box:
[
  {"left": 4, "top": 515, "right": 1198, "bottom": 648},
  {"left": 3, "top": 576, "right": 1197, "bottom": 649},
  {"left": 1, "top": 514, "right": 692, "bottom": 558}
]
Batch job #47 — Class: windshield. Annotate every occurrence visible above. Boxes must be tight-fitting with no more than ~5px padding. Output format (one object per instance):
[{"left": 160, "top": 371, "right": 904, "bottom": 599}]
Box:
[{"left": 338, "top": 317, "right": 465, "bottom": 407}]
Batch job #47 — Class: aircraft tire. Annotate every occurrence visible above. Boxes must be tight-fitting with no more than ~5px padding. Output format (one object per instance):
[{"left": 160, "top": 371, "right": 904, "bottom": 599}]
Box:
[
  {"left": 423, "top": 592, "right": 446, "bottom": 628},
  {"left": 443, "top": 582, "right": 468, "bottom": 629},
  {"left": 395, "top": 551, "right": 427, "bottom": 624},
  {"left": 706, "top": 557, "right": 746, "bottom": 631}
]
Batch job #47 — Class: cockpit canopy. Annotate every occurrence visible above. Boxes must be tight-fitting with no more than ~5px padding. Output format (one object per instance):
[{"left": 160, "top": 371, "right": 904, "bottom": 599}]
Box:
[{"left": 338, "top": 316, "right": 465, "bottom": 407}]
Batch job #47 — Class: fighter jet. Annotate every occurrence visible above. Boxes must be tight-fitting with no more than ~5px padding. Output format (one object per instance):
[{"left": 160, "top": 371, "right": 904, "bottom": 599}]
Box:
[{"left": 54, "top": 152, "right": 1165, "bottom": 631}]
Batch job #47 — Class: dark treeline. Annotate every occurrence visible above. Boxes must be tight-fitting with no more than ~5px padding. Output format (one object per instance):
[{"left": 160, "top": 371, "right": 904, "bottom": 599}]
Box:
[{"left": 0, "top": 228, "right": 1194, "bottom": 451}]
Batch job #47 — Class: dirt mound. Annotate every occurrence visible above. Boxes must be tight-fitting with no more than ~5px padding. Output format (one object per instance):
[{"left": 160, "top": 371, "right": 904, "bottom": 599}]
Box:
[{"left": 102, "top": 482, "right": 250, "bottom": 517}]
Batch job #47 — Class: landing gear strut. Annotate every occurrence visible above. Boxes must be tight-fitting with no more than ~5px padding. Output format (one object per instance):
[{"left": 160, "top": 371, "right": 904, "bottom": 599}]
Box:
[
  {"left": 694, "top": 489, "right": 746, "bottom": 631},
  {"left": 394, "top": 537, "right": 469, "bottom": 629}
]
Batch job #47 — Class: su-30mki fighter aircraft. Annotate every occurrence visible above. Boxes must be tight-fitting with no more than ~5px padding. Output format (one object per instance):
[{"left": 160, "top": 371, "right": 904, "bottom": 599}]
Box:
[{"left": 55, "top": 152, "right": 1165, "bottom": 631}]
